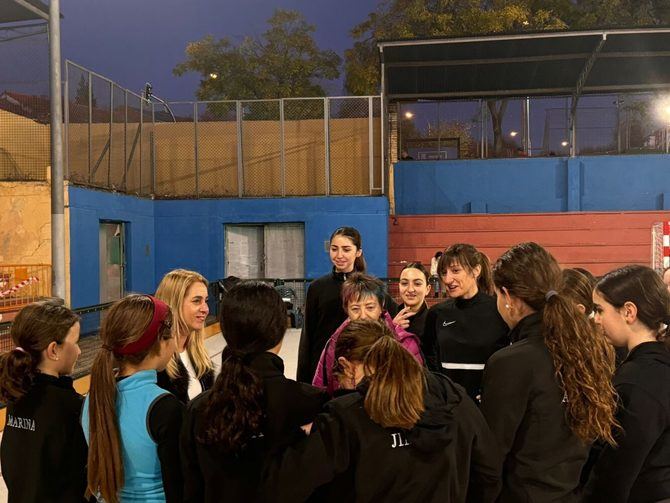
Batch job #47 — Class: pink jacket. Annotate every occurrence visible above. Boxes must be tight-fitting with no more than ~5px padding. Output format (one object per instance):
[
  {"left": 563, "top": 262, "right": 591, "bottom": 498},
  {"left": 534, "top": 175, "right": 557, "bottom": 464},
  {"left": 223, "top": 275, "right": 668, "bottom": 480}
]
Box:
[{"left": 311, "top": 311, "right": 424, "bottom": 396}]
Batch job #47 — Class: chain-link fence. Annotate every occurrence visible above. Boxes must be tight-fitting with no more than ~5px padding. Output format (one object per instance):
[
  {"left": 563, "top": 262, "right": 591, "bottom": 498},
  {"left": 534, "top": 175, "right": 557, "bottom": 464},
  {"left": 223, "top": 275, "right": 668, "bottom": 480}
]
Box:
[
  {"left": 0, "top": 22, "right": 50, "bottom": 181},
  {"left": 395, "top": 92, "right": 670, "bottom": 161},
  {"left": 64, "top": 61, "right": 383, "bottom": 198}
]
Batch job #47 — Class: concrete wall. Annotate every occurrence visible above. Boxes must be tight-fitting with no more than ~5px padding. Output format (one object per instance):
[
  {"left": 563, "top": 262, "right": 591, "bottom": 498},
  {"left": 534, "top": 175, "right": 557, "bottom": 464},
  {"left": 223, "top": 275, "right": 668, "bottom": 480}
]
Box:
[{"left": 393, "top": 155, "right": 670, "bottom": 215}]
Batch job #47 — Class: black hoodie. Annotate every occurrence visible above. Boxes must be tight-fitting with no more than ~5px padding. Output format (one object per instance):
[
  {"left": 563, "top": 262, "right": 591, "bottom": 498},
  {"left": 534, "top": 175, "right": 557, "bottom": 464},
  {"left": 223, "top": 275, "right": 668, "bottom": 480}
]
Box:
[
  {"left": 264, "top": 372, "right": 503, "bottom": 503},
  {"left": 180, "top": 352, "right": 328, "bottom": 503},
  {"left": 0, "top": 373, "right": 88, "bottom": 503},
  {"left": 583, "top": 341, "right": 670, "bottom": 502},
  {"left": 480, "top": 312, "right": 589, "bottom": 502}
]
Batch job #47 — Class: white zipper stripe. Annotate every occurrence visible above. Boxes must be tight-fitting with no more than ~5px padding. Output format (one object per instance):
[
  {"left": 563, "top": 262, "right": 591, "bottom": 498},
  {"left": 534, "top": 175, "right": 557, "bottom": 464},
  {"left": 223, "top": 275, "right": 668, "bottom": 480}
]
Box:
[{"left": 441, "top": 362, "right": 486, "bottom": 370}]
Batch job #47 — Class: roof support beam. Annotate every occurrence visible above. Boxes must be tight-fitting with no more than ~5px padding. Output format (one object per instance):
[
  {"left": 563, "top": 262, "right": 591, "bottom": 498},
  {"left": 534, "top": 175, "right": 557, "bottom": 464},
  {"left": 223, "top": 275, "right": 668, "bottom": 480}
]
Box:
[
  {"left": 569, "top": 34, "right": 606, "bottom": 157},
  {"left": 9, "top": 0, "right": 48, "bottom": 20}
]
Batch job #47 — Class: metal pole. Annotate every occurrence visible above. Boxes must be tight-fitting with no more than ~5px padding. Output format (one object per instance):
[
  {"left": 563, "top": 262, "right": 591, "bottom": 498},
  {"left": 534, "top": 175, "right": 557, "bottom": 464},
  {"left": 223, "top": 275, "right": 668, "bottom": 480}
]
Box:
[
  {"left": 108, "top": 84, "right": 113, "bottom": 188},
  {"left": 63, "top": 67, "right": 69, "bottom": 178},
  {"left": 123, "top": 90, "right": 127, "bottom": 191},
  {"left": 525, "top": 97, "right": 532, "bottom": 156},
  {"left": 87, "top": 70, "right": 92, "bottom": 183},
  {"left": 368, "top": 97, "right": 374, "bottom": 194},
  {"left": 480, "top": 99, "right": 485, "bottom": 159},
  {"left": 380, "top": 58, "right": 386, "bottom": 194},
  {"left": 236, "top": 101, "right": 244, "bottom": 197},
  {"left": 279, "top": 99, "right": 285, "bottom": 197},
  {"left": 324, "top": 98, "right": 330, "bottom": 196},
  {"left": 139, "top": 97, "right": 143, "bottom": 195},
  {"left": 48, "top": 0, "right": 66, "bottom": 300},
  {"left": 151, "top": 103, "right": 156, "bottom": 195},
  {"left": 194, "top": 102, "right": 199, "bottom": 198}
]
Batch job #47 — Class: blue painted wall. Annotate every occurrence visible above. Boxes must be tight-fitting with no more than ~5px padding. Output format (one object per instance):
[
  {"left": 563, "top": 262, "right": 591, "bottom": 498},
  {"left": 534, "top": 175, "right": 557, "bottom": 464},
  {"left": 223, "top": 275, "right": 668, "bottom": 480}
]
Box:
[
  {"left": 68, "top": 186, "right": 156, "bottom": 308},
  {"left": 153, "top": 197, "right": 390, "bottom": 283},
  {"left": 394, "top": 154, "right": 670, "bottom": 214},
  {"left": 68, "top": 186, "right": 389, "bottom": 307}
]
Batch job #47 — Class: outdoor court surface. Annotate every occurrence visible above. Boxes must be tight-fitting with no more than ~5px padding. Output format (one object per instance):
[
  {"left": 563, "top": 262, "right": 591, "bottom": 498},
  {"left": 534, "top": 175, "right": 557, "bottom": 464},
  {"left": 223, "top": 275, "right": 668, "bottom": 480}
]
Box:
[{"left": 0, "top": 328, "right": 302, "bottom": 502}]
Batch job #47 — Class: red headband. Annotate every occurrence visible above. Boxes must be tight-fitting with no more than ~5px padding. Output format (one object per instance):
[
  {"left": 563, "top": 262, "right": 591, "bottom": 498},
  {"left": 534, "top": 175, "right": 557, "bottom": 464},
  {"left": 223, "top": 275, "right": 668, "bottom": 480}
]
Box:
[{"left": 115, "top": 296, "right": 170, "bottom": 356}]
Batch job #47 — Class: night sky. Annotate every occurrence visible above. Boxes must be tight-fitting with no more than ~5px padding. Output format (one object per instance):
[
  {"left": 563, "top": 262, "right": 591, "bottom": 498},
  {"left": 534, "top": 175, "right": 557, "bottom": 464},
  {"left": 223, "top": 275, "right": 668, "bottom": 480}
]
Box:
[{"left": 59, "top": 0, "right": 379, "bottom": 100}]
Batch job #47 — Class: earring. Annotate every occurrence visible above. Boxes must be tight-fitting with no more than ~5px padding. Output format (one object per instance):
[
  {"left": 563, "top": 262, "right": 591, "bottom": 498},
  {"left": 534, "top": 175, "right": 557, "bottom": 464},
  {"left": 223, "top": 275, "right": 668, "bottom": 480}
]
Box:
[{"left": 505, "top": 304, "right": 510, "bottom": 309}]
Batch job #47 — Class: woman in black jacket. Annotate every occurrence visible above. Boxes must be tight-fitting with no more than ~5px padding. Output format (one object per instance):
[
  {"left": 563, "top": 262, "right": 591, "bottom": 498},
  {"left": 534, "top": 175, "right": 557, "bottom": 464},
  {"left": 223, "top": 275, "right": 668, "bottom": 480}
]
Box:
[
  {"left": 297, "top": 227, "right": 397, "bottom": 383},
  {"left": 481, "top": 242, "right": 619, "bottom": 502},
  {"left": 583, "top": 265, "right": 670, "bottom": 502},
  {"left": 265, "top": 319, "right": 502, "bottom": 503},
  {"left": 422, "top": 243, "right": 509, "bottom": 401},
  {"left": 155, "top": 269, "right": 215, "bottom": 403},
  {"left": 0, "top": 301, "right": 88, "bottom": 503},
  {"left": 181, "top": 281, "right": 327, "bottom": 502},
  {"left": 393, "top": 262, "right": 431, "bottom": 342}
]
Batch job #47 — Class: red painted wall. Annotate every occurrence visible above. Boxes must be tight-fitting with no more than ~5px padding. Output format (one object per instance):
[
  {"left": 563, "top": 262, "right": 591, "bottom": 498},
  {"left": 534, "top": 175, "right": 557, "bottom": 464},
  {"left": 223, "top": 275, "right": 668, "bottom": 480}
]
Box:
[{"left": 389, "top": 211, "right": 670, "bottom": 277}]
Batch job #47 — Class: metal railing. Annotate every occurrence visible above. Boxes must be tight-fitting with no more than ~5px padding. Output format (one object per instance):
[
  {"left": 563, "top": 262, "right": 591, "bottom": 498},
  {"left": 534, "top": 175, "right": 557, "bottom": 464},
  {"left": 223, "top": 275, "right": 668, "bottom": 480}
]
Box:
[
  {"left": 0, "top": 264, "right": 52, "bottom": 313},
  {"left": 64, "top": 60, "right": 383, "bottom": 198}
]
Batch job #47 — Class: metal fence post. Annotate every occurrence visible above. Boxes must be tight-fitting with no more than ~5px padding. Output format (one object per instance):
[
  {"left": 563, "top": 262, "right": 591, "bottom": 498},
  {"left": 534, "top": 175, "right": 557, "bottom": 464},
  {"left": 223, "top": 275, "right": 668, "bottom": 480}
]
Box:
[
  {"left": 151, "top": 103, "right": 156, "bottom": 195},
  {"left": 236, "top": 101, "right": 244, "bottom": 197},
  {"left": 324, "top": 98, "right": 330, "bottom": 196},
  {"left": 368, "top": 96, "right": 374, "bottom": 195},
  {"left": 63, "top": 67, "right": 69, "bottom": 179},
  {"left": 280, "top": 99, "right": 286, "bottom": 197},
  {"left": 87, "top": 70, "right": 92, "bottom": 183},
  {"left": 123, "top": 90, "right": 127, "bottom": 191},
  {"left": 139, "top": 97, "right": 143, "bottom": 195},
  {"left": 194, "top": 102, "right": 199, "bottom": 198},
  {"left": 108, "top": 84, "right": 113, "bottom": 188}
]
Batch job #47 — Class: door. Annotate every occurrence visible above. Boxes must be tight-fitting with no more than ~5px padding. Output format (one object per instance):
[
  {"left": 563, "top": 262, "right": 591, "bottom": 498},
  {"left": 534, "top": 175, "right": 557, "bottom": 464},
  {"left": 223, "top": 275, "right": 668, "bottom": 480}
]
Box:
[
  {"left": 264, "top": 223, "right": 305, "bottom": 278},
  {"left": 99, "top": 222, "right": 125, "bottom": 303},
  {"left": 225, "top": 225, "right": 264, "bottom": 278},
  {"left": 224, "top": 223, "right": 305, "bottom": 279}
]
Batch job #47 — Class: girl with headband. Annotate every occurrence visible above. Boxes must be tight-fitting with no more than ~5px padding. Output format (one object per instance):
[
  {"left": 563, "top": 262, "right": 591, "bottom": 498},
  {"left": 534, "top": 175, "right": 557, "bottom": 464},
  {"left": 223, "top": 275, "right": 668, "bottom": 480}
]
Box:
[
  {"left": 480, "top": 243, "right": 618, "bottom": 501},
  {"left": 0, "top": 301, "right": 87, "bottom": 502},
  {"left": 83, "top": 295, "right": 183, "bottom": 503}
]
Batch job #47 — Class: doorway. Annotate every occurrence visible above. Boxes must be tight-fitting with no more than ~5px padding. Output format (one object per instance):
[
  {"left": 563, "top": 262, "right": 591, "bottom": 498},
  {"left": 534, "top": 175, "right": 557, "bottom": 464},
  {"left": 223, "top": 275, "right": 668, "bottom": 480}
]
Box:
[
  {"left": 225, "top": 223, "right": 305, "bottom": 279},
  {"left": 99, "top": 221, "right": 126, "bottom": 303}
]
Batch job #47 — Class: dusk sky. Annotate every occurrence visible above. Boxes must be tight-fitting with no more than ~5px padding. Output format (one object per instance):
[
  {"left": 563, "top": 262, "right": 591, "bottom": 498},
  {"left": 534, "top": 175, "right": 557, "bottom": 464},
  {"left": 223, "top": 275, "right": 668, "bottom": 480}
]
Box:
[{"left": 59, "top": 0, "right": 380, "bottom": 100}]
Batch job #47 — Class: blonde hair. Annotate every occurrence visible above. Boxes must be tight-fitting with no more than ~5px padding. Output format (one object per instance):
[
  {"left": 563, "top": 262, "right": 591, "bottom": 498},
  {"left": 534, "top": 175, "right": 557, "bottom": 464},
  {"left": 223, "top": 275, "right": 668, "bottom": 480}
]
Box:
[{"left": 155, "top": 269, "right": 213, "bottom": 379}]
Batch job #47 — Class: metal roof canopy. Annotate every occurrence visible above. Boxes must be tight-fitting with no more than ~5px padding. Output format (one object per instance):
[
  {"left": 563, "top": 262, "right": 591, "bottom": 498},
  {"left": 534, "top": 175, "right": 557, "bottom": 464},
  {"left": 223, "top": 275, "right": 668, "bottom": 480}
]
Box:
[
  {"left": 379, "top": 28, "right": 670, "bottom": 100},
  {"left": 0, "top": 0, "right": 49, "bottom": 23}
]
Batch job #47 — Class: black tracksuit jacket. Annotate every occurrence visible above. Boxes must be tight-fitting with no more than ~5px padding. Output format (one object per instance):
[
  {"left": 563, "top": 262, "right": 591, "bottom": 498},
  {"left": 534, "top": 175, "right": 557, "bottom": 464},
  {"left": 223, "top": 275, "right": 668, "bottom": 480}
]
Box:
[
  {"left": 399, "top": 301, "right": 429, "bottom": 343},
  {"left": 480, "top": 312, "right": 589, "bottom": 502},
  {"left": 297, "top": 269, "right": 398, "bottom": 383},
  {"left": 180, "top": 352, "right": 328, "bottom": 502},
  {"left": 157, "top": 356, "right": 215, "bottom": 404},
  {"left": 264, "top": 372, "right": 503, "bottom": 503},
  {"left": 583, "top": 341, "right": 670, "bottom": 502},
  {"left": 0, "top": 373, "right": 88, "bottom": 503},
  {"left": 422, "top": 291, "right": 509, "bottom": 401}
]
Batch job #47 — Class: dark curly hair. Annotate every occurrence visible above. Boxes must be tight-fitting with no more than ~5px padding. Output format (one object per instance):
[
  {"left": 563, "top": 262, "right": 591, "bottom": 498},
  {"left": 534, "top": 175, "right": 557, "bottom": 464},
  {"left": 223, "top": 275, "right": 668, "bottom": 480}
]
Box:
[
  {"left": 493, "top": 242, "right": 618, "bottom": 446},
  {"left": 197, "top": 281, "right": 287, "bottom": 453}
]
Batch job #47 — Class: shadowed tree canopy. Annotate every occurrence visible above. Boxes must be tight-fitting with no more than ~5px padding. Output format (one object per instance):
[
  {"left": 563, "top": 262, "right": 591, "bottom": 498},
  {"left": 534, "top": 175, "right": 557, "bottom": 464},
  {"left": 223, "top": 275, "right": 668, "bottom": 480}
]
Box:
[
  {"left": 174, "top": 9, "right": 342, "bottom": 101},
  {"left": 345, "top": 0, "right": 670, "bottom": 95}
]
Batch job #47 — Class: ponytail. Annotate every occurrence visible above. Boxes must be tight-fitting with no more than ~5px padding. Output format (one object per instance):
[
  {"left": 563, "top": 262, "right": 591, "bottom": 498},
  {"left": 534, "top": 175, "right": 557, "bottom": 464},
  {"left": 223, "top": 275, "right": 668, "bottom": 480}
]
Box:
[
  {"left": 476, "top": 253, "right": 494, "bottom": 295},
  {"left": 87, "top": 349, "right": 124, "bottom": 503},
  {"left": 199, "top": 281, "right": 287, "bottom": 453},
  {"left": 86, "top": 295, "right": 171, "bottom": 503},
  {"left": 197, "top": 347, "right": 264, "bottom": 452},
  {"left": 354, "top": 254, "right": 367, "bottom": 273},
  {"left": 0, "top": 349, "right": 35, "bottom": 402},
  {"left": 0, "top": 300, "right": 79, "bottom": 403},
  {"left": 493, "top": 243, "right": 618, "bottom": 446},
  {"left": 543, "top": 294, "right": 618, "bottom": 446},
  {"left": 363, "top": 337, "right": 425, "bottom": 430}
]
